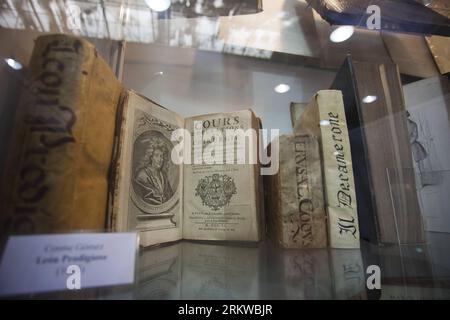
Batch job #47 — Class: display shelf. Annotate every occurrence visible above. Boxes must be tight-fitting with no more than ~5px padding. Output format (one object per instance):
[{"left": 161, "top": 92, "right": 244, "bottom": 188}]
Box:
[
  {"left": 5, "top": 234, "right": 450, "bottom": 300},
  {"left": 0, "top": 0, "right": 449, "bottom": 301}
]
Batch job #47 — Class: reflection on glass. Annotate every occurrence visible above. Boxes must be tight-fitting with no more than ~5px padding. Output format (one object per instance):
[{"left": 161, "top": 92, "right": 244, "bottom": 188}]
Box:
[
  {"left": 145, "top": 0, "right": 171, "bottom": 12},
  {"left": 277, "top": 249, "right": 333, "bottom": 299},
  {"left": 329, "top": 26, "right": 354, "bottom": 43},
  {"left": 274, "top": 83, "right": 290, "bottom": 94},
  {"left": 362, "top": 95, "right": 377, "bottom": 104},
  {"left": 4, "top": 58, "right": 22, "bottom": 70},
  {"left": 137, "top": 241, "right": 261, "bottom": 299}
]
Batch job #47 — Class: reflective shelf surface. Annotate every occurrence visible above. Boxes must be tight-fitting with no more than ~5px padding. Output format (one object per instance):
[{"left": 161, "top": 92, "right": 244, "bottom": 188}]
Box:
[{"left": 14, "top": 232, "right": 450, "bottom": 300}]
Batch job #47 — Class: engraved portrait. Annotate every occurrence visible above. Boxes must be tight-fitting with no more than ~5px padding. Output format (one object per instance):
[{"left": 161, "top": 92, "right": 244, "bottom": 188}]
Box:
[
  {"left": 130, "top": 110, "right": 180, "bottom": 219},
  {"left": 134, "top": 135, "right": 173, "bottom": 205}
]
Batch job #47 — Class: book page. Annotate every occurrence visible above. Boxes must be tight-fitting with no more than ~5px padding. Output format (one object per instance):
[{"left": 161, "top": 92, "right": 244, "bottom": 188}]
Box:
[
  {"left": 112, "top": 91, "right": 184, "bottom": 246},
  {"left": 182, "top": 110, "right": 260, "bottom": 241}
]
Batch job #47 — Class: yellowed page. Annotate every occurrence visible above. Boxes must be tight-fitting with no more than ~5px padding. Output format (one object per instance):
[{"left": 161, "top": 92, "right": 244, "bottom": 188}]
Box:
[
  {"left": 112, "top": 91, "right": 184, "bottom": 246},
  {"left": 182, "top": 110, "right": 260, "bottom": 241}
]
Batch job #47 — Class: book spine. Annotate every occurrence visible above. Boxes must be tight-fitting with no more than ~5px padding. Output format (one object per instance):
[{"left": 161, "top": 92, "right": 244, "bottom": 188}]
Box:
[
  {"left": 316, "top": 91, "right": 360, "bottom": 248},
  {"left": 266, "top": 134, "right": 327, "bottom": 248},
  {"left": 0, "top": 35, "right": 122, "bottom": 240},
  {"left": 107, "top": 91, "right": 129, "bottom": 231}
]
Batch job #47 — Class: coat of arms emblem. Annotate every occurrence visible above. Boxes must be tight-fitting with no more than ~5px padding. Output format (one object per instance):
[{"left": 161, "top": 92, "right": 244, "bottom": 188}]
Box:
[{"left": 195, "top": 174, "right": 237, "bottom": 211}]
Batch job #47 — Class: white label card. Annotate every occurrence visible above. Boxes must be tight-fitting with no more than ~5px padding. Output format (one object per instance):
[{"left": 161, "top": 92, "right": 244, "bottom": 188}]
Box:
[{"left": 0, "top": 232, "right": 138, "bottom": 296}]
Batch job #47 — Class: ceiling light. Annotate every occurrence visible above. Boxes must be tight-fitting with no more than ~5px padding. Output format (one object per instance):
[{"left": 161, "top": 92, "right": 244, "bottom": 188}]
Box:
[
  {"left": 362, "top": 95, "right": 377, "bottom": 103},
  {"left": 330, "top": 26, "right": 354, "bottom": 43},
  {"left": 4, "top": 58, "right": 23, "bottom": 70},
  {"left": 145, "top": 0, "right": 171, "bottom": 12},
  {"left": 274, "top": 84, "right": 290, "bottom": 94},
  {"left": 320, "top": 120, "right": 330, "bottom": 126}
]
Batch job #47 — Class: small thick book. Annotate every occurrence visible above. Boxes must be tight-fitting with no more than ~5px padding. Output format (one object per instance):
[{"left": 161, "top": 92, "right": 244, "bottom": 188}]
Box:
[
  {"left": 265, "top": 134, "right": 327, "bottom": 248},
  {"left": 295, "top": 90, "right": 360, "bottom": 249},
  {"left": 0, "top": 34, "right": 262, "bottom": 247},
  {"left": 110, "top": 92, "right": 263, "bottom": 246}
]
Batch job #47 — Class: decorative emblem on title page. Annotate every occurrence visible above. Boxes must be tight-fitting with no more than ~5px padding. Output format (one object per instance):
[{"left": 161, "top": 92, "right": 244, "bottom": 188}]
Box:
[{"left": 195, "top": 174, "right": 237, "bottom": 211}]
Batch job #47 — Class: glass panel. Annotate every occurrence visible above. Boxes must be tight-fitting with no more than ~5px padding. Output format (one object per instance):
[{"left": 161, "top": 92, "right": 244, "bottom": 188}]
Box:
[{"left": 0, "top": 0, "right": 449, "bottom": 300}]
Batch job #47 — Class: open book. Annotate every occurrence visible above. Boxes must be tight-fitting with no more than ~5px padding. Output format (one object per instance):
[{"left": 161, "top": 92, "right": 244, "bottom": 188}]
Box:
[
  {"left": 0, "top": 34, "right": 262, "bottom": 247},
  {"left": 110, "top": 92, "right": 263, "bottom": 246}
]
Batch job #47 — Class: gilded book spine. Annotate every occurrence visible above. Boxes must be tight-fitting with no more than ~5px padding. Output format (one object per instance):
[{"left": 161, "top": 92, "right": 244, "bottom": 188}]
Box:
[
  {"left": 299, "top": 90, "right": 360, "bottom": 248},
  {"left": 266, "top": 134, "right": 327, "bottom": 248},
  {"left": 0, "top": 34, "right": 122, "bottom": 240}
]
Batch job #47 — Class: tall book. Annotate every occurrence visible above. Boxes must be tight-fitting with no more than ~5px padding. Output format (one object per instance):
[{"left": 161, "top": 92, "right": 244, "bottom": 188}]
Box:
[
  {"left": 296, "top": 90, "right": 360, "bottom": 249},
  {"left": 330, "top": 57, "right": 425, "bottom": 244},
  {"left": 0, "top": 34, "right": 123, "bottom": 244},
  {"left": 265, "top": 134, "right": 327, "bottom": 248},
  {"left": 0, "top": 34, "right": 263, "bottom": 247}
]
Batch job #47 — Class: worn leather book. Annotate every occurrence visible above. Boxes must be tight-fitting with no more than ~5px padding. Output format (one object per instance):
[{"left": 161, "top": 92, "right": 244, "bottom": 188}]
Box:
[
  {"left": 0, "top": 34, "right": 122, "bottom": 244},
  {"left": 330, "top": 57, "right": 425, "bottom": 245},
  {"left": 265, "top": 134, "right": 327, "bottom": 248},
  {"left": 1, "top": 34, "right": 263, "bottom": 247},
  {"left": 296, "top": 90, "right": 360, "bottom": 249}
]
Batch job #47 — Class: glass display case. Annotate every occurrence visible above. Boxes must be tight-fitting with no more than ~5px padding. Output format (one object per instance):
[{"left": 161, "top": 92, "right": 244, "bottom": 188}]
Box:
[{"left": 0, "top": 0, "right": 449, "bottom": 300}]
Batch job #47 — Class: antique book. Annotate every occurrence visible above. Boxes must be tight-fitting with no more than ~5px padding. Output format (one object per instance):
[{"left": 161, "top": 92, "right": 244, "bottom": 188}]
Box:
[
  {"left": 265, "top": 134, "right": 327, "bottom": 248},
  {"left": 0, "top": 34, "right": 262, "bottom": 247},
  {"left": 296, "top": 90, "right": 360, "bottom": 249},
  {"left": 110, "top": 93, "right": 263, "bottom": 246},
  {"left": 330, "top": 57, "right": 425, "bottom": 244},
  {"left": 0, "top": 34, "right": 123, "bottom": 245}
]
